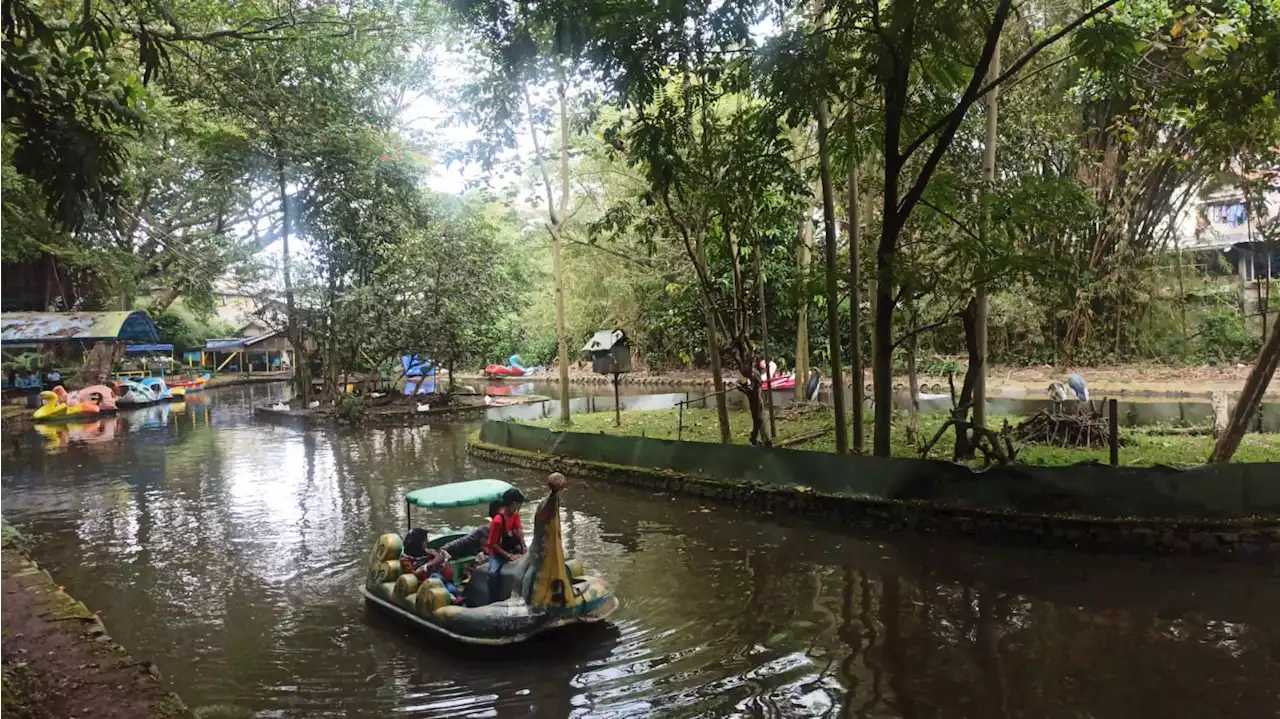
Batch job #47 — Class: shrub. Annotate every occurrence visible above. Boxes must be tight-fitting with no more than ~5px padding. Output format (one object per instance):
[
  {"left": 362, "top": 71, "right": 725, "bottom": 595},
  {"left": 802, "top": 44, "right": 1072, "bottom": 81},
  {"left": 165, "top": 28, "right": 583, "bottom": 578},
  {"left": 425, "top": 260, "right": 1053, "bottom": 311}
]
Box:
[{"left": 335, "top": 393, "right": 364, "bottom": 422}]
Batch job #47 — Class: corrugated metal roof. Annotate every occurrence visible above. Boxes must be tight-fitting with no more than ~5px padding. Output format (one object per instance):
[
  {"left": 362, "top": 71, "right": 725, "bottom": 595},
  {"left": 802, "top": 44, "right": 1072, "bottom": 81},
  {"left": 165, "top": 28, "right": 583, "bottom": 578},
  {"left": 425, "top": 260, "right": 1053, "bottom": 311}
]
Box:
[
  {"left": 204, "top": 330, "right": 285, "bottom": 351},
  {"left": 582, "top": 329, "right": 625, "bottom": 352},
  {"left": 0, "top": 311, "right": 160, "bottom": 344}
]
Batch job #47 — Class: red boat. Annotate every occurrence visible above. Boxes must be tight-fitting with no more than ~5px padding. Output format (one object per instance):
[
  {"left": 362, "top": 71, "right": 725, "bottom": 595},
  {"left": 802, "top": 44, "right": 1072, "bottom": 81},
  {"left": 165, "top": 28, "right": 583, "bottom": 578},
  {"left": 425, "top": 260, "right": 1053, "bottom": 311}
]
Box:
[
  {"left": 762, "top": 373, "right": 796, "bottom": 391},
  {"left": 484, "top": 364, "right": 529, "bottom": 378}
]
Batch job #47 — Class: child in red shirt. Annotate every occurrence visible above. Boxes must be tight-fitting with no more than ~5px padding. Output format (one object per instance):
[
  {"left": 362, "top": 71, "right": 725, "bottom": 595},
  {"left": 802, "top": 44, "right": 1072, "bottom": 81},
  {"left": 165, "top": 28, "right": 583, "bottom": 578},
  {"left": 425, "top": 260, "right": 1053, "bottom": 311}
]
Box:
[{"left": 485, "top": 488, "right": 525, "bottom": 602}]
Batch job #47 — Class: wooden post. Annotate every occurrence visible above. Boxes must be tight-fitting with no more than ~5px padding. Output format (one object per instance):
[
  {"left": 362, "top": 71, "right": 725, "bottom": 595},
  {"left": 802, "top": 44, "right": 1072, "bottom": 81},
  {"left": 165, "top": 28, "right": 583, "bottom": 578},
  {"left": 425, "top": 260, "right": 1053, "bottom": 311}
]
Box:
[
  {"left": 678, "top": 398, "right": 685, "bottom": 440},
  {"left": 1108, "top": 398, "right": 1119, "bottom": 466},
  {"left": 613, "top": 373, "right": 621, "bottom": 427}
]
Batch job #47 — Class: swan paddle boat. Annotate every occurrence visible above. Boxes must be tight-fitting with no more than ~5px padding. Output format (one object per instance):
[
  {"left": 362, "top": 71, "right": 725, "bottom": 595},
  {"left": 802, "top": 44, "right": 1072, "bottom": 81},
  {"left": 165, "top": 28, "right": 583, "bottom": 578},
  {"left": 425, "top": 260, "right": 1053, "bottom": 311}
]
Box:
[
  {"left": 115, "top": 377, "right": 185, "bottom": 407},
  {"left": 32, "top": 386, "right": 102, "bottom": 419},
  {"left": 362, "top": 476, "right": 617, "bottom": 645}
]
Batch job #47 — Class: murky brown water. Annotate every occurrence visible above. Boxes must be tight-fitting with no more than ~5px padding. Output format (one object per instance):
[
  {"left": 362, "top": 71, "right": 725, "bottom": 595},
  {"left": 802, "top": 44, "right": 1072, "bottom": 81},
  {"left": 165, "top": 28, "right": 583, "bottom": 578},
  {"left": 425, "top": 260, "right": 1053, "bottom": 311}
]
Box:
[{"left": 3, "top": 384, "right": 1279, "bottom": 718}]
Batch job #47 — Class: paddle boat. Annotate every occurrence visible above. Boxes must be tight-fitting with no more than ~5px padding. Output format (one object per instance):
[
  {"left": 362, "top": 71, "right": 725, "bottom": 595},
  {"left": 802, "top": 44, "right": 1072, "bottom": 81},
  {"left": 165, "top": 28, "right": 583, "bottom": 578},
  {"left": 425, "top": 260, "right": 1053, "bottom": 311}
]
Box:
[
  {"left": 362, "top": 476, "right": 618, "bottom": 645},
  {"left": 33, "top": 386, "right": 104, "bottom": 421},
  {"left": 168, "top": 373, "right": 211, "bottom": 391},
  {"left": 762, "top": 372, "right": 797, "bottom": 391},
  {"left": 758, "top": 370, "right": 822, "bottom": 400},
  {"left": 484, "top": 354, "right": 543, "bottom": 379},
  {"left": 32, "top": 416, "right": 118, "bottom": 448},
  {"left": 115, "top": 377, "right": 185, "bottom": 407}
]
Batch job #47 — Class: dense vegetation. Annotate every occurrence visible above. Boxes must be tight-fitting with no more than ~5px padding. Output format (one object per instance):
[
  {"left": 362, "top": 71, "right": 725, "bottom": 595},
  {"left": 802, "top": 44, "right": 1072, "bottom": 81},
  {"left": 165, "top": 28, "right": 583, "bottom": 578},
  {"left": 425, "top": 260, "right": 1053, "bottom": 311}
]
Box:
[{"left": 4, "top": 0, "right": 1278, "bottom": 458}]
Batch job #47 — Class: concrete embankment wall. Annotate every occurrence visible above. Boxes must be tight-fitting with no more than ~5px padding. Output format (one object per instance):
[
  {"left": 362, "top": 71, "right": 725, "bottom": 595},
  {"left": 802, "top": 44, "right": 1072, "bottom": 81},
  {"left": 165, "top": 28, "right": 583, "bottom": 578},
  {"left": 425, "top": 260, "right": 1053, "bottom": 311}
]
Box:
[
  {"left": 471, "top": 421, "right": 1280, "bottom": 554},
  {"left": 1, "top": 523, "right": 194, "bottom": 717}
]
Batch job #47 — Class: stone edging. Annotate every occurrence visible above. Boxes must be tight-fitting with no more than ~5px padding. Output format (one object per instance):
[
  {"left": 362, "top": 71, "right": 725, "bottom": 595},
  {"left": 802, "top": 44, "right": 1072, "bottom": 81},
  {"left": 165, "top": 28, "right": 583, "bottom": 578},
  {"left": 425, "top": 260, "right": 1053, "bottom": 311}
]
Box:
[
  {"left": 468, "top": 440, "right": 1280, "bottom": 556},
  {"left": 253, "top": 402, "right": 491, "bottom": 426},
  {"left": 1, "top": 535, "right": 194, "bottom": 717}
]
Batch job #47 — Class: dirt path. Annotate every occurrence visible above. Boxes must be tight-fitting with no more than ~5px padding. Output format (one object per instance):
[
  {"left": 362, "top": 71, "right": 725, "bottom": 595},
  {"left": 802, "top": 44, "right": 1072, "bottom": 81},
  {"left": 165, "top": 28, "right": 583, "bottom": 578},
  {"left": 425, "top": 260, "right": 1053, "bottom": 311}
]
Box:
[{"left": 1, "top": 533, "right": 192, "bottom": 719}]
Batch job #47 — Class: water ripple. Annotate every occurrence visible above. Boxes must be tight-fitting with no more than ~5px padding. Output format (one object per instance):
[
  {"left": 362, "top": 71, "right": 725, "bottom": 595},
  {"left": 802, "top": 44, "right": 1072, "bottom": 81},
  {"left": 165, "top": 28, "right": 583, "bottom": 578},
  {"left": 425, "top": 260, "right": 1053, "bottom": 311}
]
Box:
[{"left": 3, "top": 384, "right": 1279, "bottom": 718}]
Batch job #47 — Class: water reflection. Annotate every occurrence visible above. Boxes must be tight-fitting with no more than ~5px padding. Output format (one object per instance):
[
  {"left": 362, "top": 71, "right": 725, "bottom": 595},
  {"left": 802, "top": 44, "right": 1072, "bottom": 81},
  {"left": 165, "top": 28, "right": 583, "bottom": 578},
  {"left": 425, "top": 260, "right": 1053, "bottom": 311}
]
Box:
[{"left": 2, "top": 384, "right": 1278, "bottom": 718}]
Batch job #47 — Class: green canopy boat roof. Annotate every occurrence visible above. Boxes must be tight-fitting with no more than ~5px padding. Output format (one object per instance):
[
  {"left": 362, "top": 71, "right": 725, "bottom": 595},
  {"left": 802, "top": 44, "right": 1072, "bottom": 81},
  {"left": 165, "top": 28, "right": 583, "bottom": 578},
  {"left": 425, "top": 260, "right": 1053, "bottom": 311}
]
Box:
[{"left": 404, "top": 479, "right": 516, "bottom": 509}]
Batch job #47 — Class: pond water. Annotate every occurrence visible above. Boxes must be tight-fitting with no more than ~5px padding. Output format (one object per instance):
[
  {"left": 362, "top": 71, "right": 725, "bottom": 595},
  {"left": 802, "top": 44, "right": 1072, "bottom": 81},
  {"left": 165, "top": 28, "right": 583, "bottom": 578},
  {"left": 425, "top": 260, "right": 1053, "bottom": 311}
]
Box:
[{"left": 2, "top": 383, "right": 1278, "bottom": 718}]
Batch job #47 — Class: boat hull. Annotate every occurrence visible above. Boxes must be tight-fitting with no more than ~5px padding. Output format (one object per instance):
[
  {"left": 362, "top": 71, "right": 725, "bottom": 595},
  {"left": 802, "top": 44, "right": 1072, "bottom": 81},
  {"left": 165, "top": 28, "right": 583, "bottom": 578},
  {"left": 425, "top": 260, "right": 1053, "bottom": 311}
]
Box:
[
  {"left": 360, "top": 581, "right": 618, "bottom": 646},
  {"left": 762, "top": 374, "right": 796, "bottom": 391},
  {"left": 484, "top": 365, "right": 528, "bottom": 378}
]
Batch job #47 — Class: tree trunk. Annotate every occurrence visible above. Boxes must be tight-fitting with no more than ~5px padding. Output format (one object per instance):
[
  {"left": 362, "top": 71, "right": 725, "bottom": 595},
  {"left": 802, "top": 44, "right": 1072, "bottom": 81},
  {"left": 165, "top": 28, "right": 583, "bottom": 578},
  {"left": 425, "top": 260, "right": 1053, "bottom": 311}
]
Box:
[
  {"left": 149, "top": 286, "right": 182, "bottom": 316},
  {"left": 873, "top": 211, "right": 898, "bottom": 457},
  {"left": 523, "top": 72, "right": 574, "bottom": 424},
  {"left": 973, "top": 40, "right": 1000, "bottom": 429},
  {"left": 745, "top": 378, "right": 770, "bottom": 446},
  {"left": 324, "top": 269, "right": 339, "bottom": 401},
  {"left": 552, "top": 74, "right": 573, "bottom": 424},
  {"left": 277, "top": 156, "right": 309, "bottom": 407},
  {"left": 817, "top": 98, "right": 849, "bottom": 454},
  {"left": 794, "top": 212, "right": 813, "bottom": 403},
  {"left": 755, "top": 236, "right": 777, "bottom": 438},
  {"left": 550, "top": 222, "right": 571, "bottom": 423},
  {"left": 1208, "top": 316, "right": 1280, "bottom": 462},
  {"left": 907, "top": 305, "right": 920, "bottom": 446},
  {"left": 725, "top": 227, "right": 770, "bottom": 447},
  {"left": 953, "top": 299, "right": 982, "bottom": 460},
  {"left": 697, "top": 233, "right": 732, "bottom": 442},
  {"left": 76, "top": 343, "right": 123, "bottom": 386},
  {"left": 848, "top": 142, "right": 865, "bottom": 452}
]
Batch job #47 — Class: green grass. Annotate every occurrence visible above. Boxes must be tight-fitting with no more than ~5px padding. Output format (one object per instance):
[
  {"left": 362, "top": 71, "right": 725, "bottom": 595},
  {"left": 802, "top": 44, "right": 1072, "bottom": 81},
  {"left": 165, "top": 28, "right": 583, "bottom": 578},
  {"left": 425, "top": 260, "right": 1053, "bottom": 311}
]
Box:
[{"left": 524, "top": 406, "right": 1280, "bottom": 467}]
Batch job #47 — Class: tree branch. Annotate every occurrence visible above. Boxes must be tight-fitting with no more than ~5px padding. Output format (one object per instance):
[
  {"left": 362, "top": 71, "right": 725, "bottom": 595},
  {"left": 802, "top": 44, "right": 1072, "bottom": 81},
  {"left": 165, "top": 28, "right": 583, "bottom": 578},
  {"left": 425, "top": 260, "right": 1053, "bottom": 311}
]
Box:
[
  {"left": 896, "top": 0, "right": 1013, "bottom": 221},
  {"left": 900, "top": 0, "right": 1121, "bottom": 163}
]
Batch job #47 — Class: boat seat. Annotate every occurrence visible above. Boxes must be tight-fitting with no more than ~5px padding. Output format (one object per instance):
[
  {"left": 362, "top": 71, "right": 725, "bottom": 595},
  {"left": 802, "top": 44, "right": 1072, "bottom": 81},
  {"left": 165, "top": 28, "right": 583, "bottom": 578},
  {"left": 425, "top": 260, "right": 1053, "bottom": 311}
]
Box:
[{"left": 462, "top": 561, "right": 525, "bottom": 607}]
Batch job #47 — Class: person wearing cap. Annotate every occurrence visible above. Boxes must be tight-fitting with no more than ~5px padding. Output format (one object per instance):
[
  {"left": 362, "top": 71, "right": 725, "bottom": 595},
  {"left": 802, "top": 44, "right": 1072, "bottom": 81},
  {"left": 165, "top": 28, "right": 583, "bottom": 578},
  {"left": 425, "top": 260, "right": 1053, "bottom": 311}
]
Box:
[{"left": 485, "top": 487, "right": 525, "bottom": 602}]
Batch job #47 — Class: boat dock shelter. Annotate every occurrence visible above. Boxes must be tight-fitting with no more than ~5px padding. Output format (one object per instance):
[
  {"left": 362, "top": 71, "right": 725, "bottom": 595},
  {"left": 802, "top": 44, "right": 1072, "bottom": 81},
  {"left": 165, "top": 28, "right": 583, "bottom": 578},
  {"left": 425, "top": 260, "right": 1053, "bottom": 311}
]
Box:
[
  {"left": 202, "top": 330, "right": 293, "bottom": 374},
  {"left": 1, "top": 311, "right": 161, "bottom": 392}
]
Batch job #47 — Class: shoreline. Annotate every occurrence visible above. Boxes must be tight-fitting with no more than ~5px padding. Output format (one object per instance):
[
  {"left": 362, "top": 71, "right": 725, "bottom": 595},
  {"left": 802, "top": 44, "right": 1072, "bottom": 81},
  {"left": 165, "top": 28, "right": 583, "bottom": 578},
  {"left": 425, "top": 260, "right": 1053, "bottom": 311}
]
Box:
[
  {"left": 454, "top": 362, "right": 1280, "bottom": 398},
  {"left": 1, "top": 523, "right": 194, "bottom": 718},
  {"left": 0, "top": 375, "right": 289, "bottom": 433},
  {"left": 468, "top": 437, "right": 1280, "bottom": 556},
  {"left": 252, "top": 393, "right": 550, "bottom": 426}
]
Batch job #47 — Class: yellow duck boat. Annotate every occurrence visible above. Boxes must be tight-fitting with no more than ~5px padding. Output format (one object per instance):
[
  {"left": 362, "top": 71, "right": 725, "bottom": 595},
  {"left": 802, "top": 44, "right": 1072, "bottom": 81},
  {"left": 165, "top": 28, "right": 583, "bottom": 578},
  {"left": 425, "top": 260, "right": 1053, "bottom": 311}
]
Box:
[
  {"left": 361, "top": 475, "right": 618, "bottom": 645},
  {"left": 33, "top": 390, "right": 102, "bottom": 421}
]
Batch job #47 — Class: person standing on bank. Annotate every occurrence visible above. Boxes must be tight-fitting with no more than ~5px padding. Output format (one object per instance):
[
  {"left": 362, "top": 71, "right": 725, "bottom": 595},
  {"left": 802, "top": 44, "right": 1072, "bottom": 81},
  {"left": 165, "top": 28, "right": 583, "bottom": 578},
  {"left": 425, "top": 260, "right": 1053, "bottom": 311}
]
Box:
[{"left": 485, "top": 488, "right": 526, "bottom": 602}]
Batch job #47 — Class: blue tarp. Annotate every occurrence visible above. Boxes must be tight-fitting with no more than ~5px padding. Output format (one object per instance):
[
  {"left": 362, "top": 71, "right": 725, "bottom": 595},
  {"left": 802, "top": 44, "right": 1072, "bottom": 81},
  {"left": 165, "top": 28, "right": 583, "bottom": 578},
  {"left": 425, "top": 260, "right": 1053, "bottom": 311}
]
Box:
[
  {"left": 125, "top": 344, "right": 174, "bottom": 353},
  {"left": 401, "top": 355, "right": 436, "bottom": 377}
]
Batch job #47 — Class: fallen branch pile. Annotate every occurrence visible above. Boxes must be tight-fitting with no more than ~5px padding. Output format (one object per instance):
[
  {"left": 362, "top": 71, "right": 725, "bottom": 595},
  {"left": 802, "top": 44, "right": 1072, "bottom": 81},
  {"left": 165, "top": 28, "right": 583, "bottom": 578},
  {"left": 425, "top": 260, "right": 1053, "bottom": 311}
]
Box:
[{"left": 1013, "top": 410, "right": 1118, "bottom": 449}]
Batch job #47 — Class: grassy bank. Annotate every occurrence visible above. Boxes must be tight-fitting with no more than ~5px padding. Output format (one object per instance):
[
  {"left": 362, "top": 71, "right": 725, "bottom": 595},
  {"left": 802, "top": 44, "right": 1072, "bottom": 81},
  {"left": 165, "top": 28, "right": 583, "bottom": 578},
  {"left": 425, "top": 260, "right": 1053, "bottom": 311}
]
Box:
[{"left": 523, "top": 406, "right": 1280, "bottom": 467}]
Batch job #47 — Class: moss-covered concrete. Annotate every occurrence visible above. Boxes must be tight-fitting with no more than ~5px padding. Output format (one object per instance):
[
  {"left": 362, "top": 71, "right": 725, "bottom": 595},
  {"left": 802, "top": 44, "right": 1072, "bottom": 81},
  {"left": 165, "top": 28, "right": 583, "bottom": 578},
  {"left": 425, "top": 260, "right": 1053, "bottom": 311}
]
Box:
[
  {"left": 468, "top": 437, "right": 1280, "bottom": 556},
  {"left": 1, "top": 522, "right": 195, "bottom": 719}
]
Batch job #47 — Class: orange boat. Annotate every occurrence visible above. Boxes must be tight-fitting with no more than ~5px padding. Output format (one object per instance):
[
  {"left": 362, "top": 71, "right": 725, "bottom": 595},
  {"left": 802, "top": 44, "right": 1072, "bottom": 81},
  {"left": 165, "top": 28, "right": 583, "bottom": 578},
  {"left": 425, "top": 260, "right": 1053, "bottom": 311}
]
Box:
[{"left": 168, "top": 373, "right": 211, "bottom": 390}]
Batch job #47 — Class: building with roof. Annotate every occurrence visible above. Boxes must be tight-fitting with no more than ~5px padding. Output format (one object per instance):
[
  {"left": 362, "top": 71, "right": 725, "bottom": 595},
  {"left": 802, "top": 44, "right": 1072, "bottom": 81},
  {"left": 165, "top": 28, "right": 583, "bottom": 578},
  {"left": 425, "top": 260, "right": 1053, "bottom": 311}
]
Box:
[
  {"left": 0, "top": 311, "right": 163, "bottom": 390},
  {"left": 1, "top": 311, "right": 160, "bottom": 346},
  {"left": 1173, "top": 182, "right": 1280, "bottom": 319},
  {"left": 202, "top": 330, "right": 296, "bottom": 374}
]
